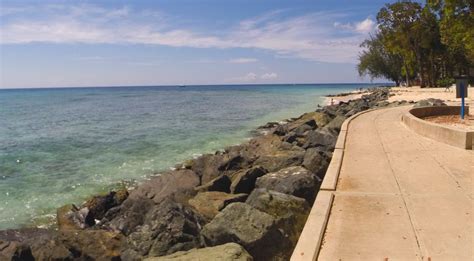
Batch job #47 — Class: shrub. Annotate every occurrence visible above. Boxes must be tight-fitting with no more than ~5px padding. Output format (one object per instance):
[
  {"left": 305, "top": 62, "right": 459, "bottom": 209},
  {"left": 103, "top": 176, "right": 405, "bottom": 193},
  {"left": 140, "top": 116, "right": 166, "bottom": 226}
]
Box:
[{"left": 436, "top": 77, "right": 455, "bottom": 87}]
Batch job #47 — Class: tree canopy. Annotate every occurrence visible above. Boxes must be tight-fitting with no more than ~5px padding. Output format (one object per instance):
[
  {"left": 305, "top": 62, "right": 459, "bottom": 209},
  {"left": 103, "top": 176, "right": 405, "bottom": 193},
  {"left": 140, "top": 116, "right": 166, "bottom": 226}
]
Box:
[{"left": 358, "top": 0, "right": 473, "bottom": 87}]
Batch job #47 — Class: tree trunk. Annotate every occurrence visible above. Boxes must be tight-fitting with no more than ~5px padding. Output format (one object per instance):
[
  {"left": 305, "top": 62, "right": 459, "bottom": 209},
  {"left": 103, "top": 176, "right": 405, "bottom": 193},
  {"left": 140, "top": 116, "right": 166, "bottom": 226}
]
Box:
[
  {"left": 417, "top": 51, "right": 425, "bottom": 88},
  {"left": 404, "top": 62, "right": 411, "bottom": 87}
]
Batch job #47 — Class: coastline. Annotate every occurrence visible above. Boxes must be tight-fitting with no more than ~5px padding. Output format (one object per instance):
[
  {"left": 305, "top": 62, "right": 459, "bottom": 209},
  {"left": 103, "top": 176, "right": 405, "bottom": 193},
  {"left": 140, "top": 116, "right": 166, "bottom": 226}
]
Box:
[
  {"left": 0, "top": 86, "right": 411, "bottom": 260},
  {"left": 0, "top": 84, "right": 370, "bottom": 231}
]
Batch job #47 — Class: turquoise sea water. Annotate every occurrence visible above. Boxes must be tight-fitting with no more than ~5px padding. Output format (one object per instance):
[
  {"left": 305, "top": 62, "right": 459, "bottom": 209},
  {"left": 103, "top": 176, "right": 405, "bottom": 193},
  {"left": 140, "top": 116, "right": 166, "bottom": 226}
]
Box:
[{"left": 0, "top": 84, "right": 377, "bottom": 229}]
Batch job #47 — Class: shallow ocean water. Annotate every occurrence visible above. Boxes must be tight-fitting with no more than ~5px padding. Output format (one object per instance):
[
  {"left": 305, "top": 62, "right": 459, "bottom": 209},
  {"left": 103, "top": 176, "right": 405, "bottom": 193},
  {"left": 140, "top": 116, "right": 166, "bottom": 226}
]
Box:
[{"left": 0, "top": 84, "right": 376, "bottom": 229}]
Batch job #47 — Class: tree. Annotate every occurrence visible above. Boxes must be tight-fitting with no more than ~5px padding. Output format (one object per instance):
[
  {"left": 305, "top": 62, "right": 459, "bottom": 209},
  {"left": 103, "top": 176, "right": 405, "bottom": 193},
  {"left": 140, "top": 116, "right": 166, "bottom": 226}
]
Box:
[
  {"left": 377, "top": 1, "right": 423, "bottom": 86},
  {"left": 428, "top": 0, "right": 473, "bottom": 75},
  {"left": 414, "top": 6, "right": 444, "bottom": 87},
  {"left": 358, "top": 0, "right": 471, "bottom": 87},
  {"left": 358, "top": 35, "right": 403, "bottom": 86}
]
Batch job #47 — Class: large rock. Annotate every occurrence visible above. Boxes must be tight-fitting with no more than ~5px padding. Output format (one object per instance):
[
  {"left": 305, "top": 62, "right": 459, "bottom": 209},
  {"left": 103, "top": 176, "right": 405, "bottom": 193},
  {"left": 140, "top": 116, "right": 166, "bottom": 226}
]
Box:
[
  {"left": 121, "top": 198, "right": 204, "bottom": 259},
  {"left": 302, "top": 128, "right": 337, "bottom": 150},
  {"left": 99, "top": 168, "right": 201, "bottom": 236},
  {"left": 101, "top": 197, "right": 156, "bottom": 235},
  {"left": 56, "top": 204, "right": 87, "bottom": 230},
  {"left": 414, "top": 98, "right": 446, "bottom": 107},
  {"left": 195, "top": 175, "right": 231, "bottom": 193},
  {"left": 57, "top": 189, "right": 129, "bottom": 230},
  {"left": 272, "top": 125, "right": 289, "bottom": 136},
  {"left": 188, "top": 151, "right": 254, "bottom": 184},
  {"left": 230, "top": 166, "right": 268, "bottom": 194},
  {"left": 201, "top": 203, "right": 288, "bottom": 261},
  {"left": 302, "top": 148, "right": 331, "bottom": 179},
  {"left": 324, "top": 115, "right": 346, "bottom": 132},
  {"left": 287, "top": 112, "right": 331, "bottom": 129},
  {"left": 255, "top": 166, "right": 319, "bottom": 203},
  {"left": 189, "top": 192, "right": 248, "bottom": 220},
  {"left": 127, "top": 169, "right": 199, "bottom": 204},
  {"left": 0, "top": 241, "right": 34, "bottom": 261},
  {"left": 0, "top": 228, "right": 123, "bottom": 260},
  {"left": 253, "top": 149, "right": 305, "bottom": 173},
  {"left": 82, "top": 189, "right": 129, "bottom": 226},
  {"left": 145, "top": 243, "right": 253, "bottom": 261},
  {"left": 185, "top": 154, "right": 227, "bottom": 184},
  {"left": 293, "top": 123, "right": 313, "bottom": 137},
  {"left": 246, "top": 189, "right": 310, "bottom": 251}
]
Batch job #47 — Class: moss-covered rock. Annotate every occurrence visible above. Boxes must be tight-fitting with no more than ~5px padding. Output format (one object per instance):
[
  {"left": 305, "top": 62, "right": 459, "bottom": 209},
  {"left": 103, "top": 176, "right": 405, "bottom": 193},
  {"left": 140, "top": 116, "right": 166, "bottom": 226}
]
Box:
[
  {"left": 145, "top": 243, "right": 253, "bottom": 261},
  {"left": 189, "top": 192, "right": 248, "bottom": 220}
]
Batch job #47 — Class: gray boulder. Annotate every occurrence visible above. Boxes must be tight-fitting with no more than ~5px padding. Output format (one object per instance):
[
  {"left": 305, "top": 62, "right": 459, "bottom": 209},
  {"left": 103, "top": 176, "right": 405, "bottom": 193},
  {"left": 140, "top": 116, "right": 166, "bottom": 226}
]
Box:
[
  {"left": 195, "top": 175, "right": 231, "bottom": 193},
  {"left": 293, "top": 120, "right": 317, "bottom": 137},
  {"left": 127, "top": 169, "right": 199, "bottom": 204},
  {"left": 56, "top": 204, "right": 88, "bottom": 230},
  {"left": 185, "top": 154, "right": 229, "bottom": 184},
  {"left": 273, "top": 125, "right": 289, "bottom": 136},
  {"left": 57, "top": 188, "right": 129, "bottom": 230},
  {"left": 0, "top": 241, "right": 34, "bottom": 261},
  {"left": 255, "top": 166, "right": 319, "bottom": 203},
  {"left": 246, "top": 189, "right": 310, "bottom": 252},
  {"left": 101, "top": 197, "right": 156, "bottom": 235},
  {"left": 283, "top": 131, "right": 298, "bottom": 143},
  {"left": 121, "top": 198, "right": 205, "bottom": 259},
  {"left": 145, "top": 243, "right": 253, "bottom": 261},
  {"left": 201, "top": 203, "right": 288, "bottom": 260},
  {"left": 0, "top": 228, "right": 123, "bottom": 260},
  {"left": 302, "top": 148, "right": 331, "bottom": 179},
  {"left": 324, "top": 115, "right": 346, "bottom": 132},
  {"left": 188, "top": 151, "right": 254, "bottom": 184},
  {"left": 287, "top": 112, "right": 331, "bottom": 129},
  {"left": 82, "top": 189, "right": 129, "bottom": 226},
  {"left": 253, "top": 149, "right": 305, "bottom": 173},
  {"left": 230, "top": 166, "right": 268, "bottom": 194},
  {"left": 414, "top": 98, "right": 446, "bottom": 107},
  {"left": 189, "top": 192, "right": 248, "bottom": 220},
  {"left": 302, "top": 128, "right": 337, "bottom": 150}
]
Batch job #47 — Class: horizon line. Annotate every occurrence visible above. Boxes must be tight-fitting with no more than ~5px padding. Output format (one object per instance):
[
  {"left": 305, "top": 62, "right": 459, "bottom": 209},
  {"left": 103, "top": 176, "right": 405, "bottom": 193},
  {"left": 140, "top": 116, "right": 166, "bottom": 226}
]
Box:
[{"left": 0, "top": 82, "right": 391, "bottom": 91}]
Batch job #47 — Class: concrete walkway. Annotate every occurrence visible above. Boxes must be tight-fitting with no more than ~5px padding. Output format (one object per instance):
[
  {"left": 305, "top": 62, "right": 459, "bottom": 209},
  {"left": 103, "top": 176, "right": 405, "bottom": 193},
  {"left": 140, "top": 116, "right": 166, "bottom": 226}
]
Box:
[{"left": 318, "top": 106, "right": 473, "bottom": 260}]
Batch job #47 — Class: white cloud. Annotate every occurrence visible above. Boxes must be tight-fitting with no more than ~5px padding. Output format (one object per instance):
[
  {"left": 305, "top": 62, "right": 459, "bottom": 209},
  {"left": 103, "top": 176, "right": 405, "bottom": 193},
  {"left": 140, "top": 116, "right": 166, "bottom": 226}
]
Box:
[
  {"left": 231, "top": 72, "right": 278, "bottom": 82},
  {"left": 355, "top": 18, "right": 376, "bottom": 33},
  {"left": 333, "top": 17, "right": 376, "bottom": 34},
  {"left": 235, "top": 72, "right": 258, "bottom": 82},
  {"left": 261, "top": 72, "right": 278, "bottom": 80},
  {"left": 333, "top": 22, "right": 353, "bottom": 30},
  {"left": 229, "top": 58, "right": 258, "bottom": 64},
  {"left": 0, "top": 5, "right": 375, "bottom": 63}
]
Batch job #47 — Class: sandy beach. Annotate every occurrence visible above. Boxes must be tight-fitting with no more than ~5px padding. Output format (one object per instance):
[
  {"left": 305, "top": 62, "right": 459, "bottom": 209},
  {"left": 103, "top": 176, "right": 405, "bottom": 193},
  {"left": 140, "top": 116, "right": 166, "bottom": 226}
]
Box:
[
  {"left": 327, "top": 86, "right": 474, "bottom": 106},
  {"left": 388, "top": 86, "right": 474, "bottom": 104}
]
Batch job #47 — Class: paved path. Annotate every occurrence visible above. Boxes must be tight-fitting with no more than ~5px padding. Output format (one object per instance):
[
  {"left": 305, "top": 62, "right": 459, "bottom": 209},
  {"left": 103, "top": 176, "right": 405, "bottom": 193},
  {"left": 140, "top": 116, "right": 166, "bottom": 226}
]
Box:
[{"left": 318, "top": 106, "right": 473, "bottom": 260}]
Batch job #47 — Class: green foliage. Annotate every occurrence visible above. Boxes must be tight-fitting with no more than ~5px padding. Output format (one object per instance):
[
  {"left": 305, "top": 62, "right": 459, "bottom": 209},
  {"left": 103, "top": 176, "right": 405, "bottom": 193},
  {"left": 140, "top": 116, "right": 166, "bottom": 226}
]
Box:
[
  {"left": 376, "top": 1, "right": 423, "bottom": 86},
  {"left": 436, "top": 77, "right": 455, "bottom": 87},
  {"left": 358, "top": 35, "right": 403, "bottom": 85},
  {"left": 429, "top": 0, "right": 474, "bottom": 62},
  {"left": 358, "top": 0, "right": 472, "bottom": 87}
]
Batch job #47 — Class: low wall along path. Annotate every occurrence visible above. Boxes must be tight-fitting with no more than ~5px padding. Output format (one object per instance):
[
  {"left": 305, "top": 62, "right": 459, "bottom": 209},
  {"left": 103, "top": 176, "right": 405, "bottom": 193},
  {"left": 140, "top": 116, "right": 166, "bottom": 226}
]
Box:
[{"left": 293, "top": 105, "right": 473, "bottom": 260}]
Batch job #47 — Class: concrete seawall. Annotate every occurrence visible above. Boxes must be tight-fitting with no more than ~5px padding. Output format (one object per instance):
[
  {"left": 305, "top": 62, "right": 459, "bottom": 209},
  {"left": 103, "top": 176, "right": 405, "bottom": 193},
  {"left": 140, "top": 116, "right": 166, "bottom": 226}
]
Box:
[
  {"left": 290, "top": 108, "right": 378, "bottom": 261},
  {"left": 292, "top": 105, "right": 473, "bottom": 260},
  {"left": 402, "top": 106, "right": 473, "bottom": 149}
]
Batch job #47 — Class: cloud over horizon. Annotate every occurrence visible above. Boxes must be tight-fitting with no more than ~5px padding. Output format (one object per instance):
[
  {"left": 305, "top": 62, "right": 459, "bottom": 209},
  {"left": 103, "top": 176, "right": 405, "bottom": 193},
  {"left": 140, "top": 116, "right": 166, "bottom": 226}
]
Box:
[
  {"left": 0, "top": 4, "right": 375, "bottom": 64},
  {"left": 229, "top": 58, "right": 259, "bottom": 64}
]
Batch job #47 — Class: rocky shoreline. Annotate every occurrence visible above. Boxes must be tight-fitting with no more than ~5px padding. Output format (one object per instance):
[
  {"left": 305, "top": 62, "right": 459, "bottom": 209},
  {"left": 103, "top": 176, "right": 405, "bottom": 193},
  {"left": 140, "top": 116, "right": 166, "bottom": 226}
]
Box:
[{"left": 1, "top": 88, "right": 413, "bottom": 260}]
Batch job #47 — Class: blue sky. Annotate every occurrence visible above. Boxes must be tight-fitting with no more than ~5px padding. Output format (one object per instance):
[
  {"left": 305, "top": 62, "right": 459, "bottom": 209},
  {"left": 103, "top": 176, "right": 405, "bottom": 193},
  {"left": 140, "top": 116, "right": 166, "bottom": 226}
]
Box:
[{"left": 0, "top": 0, "right": 393, "bottom": 88}]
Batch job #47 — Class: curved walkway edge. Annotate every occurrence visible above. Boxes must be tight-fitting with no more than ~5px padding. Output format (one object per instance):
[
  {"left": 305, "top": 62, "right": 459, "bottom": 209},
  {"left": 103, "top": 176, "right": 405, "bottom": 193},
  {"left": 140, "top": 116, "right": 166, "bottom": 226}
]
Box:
[
  {"left": 291, "top": 108, "right": 377, "bottom": 261},
  {"left": 291, "top": 105, "right": 473, "bottom": 260}
]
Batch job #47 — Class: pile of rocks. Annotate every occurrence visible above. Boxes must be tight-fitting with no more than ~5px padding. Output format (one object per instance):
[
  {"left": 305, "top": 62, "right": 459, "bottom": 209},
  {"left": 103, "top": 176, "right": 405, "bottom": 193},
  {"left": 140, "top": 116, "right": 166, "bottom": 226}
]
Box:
[{"left": 0, "top": 88, "right": 397, "bottom": 261}]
